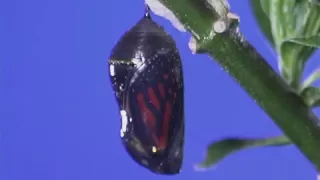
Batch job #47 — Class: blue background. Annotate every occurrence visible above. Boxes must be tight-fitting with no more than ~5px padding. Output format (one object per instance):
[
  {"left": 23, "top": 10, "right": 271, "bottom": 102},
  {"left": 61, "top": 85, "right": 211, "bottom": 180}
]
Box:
[{"left": 1, "top": 0, "right": 319, "bottom": 179}]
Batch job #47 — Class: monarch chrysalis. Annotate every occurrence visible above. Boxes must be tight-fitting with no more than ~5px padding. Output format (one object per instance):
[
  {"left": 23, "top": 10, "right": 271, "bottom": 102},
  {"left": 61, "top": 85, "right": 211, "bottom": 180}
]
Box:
[{"left": 108, "top": 5, "right": 185, "bottom": 175}]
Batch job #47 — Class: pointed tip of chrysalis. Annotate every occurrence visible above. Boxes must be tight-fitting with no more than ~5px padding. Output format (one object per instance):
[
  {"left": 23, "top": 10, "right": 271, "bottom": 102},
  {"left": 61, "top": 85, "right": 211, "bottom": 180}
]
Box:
[{"left": 144, "top": 3, "right": 151, "bottom": 19}]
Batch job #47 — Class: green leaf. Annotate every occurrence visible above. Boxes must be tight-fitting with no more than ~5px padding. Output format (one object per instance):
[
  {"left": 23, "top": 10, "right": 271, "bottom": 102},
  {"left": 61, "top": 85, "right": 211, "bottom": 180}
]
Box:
[
  {"left": 260, "top": 0, "right": 271, "bottom": 15},
  {"left": 301, "top": 86, "right": 320, "bottom": 107},
  {"left": 309, "top": 0, "right": 320, "bottom": 6},
  {"left": 195, "top": 136, "right": 291, "bottom": 169},
  {"left": 301, "top": 68, "right": 320, "bottom": 91},
  {"left": 249, "top": 0, "right": 274, "bottom": 46},
  {"left": 269, "top": 0, "right": 320, "bottom": 88},
  {"left": 288, "top": 34, "right": 320, "bottom": 47}
]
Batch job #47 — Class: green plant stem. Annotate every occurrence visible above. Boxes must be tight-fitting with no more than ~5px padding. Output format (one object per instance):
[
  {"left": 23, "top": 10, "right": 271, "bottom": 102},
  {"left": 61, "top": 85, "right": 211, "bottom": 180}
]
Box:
[{"left": 160, "top": 0, "right": 320, "bottom": 170}]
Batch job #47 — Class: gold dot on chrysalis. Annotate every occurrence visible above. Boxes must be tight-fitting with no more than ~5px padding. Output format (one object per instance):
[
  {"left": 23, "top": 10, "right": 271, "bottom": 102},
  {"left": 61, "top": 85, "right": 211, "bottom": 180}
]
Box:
[{"left": 152, "top": 146, "right": 157, "bottom": 153}]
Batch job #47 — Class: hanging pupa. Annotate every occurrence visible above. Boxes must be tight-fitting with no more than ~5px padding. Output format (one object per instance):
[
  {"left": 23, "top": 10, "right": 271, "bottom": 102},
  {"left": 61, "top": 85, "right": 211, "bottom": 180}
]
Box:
[{"left": 108, "top": 5, "right": 185, "bottom": 175}]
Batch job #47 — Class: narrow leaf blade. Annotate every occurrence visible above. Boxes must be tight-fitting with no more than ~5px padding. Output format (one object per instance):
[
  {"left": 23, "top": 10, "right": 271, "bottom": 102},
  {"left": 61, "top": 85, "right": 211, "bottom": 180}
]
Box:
[
  {"left": 195, "top": 136, "right": 291, "bottom": 169},
  {"left": 288, "top": 35, "right": 320, "bottom": 47},
  {"left": 249, "top": 0, "right": 274, "bottom": 46},
  {"left": 301, "top": 68, "right": 320, "bottom": 91}
]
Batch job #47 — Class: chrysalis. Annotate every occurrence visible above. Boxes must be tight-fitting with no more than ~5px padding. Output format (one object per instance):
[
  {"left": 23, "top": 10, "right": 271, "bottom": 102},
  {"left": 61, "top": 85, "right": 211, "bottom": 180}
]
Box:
[{"left": 108, "top": 5, "right": 185, "bottom": 175}]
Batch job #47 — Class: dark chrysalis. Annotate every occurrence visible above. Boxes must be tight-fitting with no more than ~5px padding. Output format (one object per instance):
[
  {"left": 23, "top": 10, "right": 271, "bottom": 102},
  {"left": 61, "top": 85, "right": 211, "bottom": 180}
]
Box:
[{"left": 108, "top": 5, "right": 185, "bottom": 175}]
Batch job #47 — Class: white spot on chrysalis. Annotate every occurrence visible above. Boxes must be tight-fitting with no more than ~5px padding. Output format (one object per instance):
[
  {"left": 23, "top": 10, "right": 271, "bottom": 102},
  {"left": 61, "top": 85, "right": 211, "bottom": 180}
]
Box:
[
  {"left": 119, "top": 84, "right": 124, "bottom": 91},
  {"left": 120, "top": 110, "right": 128, "bottom": 137},
  {"left": 110, "top": 64, "right": 115, "bottom": 76},
  {"left": 141, "top": 159, "right": 148, "bottom": 166},
  {"left": 131, "top": 58, "right": 141, "bottom": 65},
  {"left": 145, "top": 0, "right": 186, "bottom": 32}
]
